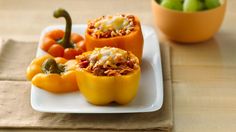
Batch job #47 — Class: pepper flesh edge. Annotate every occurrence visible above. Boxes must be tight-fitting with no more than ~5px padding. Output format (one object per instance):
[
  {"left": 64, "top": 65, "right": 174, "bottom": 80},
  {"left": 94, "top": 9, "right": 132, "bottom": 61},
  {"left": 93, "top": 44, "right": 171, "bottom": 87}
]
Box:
[{"left": 32, "top": 71, "right": 78, "bottom": 93}]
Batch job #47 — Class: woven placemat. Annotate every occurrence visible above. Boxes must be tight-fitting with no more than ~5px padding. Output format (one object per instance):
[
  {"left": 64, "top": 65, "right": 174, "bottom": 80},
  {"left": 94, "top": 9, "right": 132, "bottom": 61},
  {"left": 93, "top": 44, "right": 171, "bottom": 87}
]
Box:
[
  {"left": 0, "top": 39, "right": 37, "bottom": 81},
  {"left": 0, "top": 39, "right": 172, "bottom": 131}
]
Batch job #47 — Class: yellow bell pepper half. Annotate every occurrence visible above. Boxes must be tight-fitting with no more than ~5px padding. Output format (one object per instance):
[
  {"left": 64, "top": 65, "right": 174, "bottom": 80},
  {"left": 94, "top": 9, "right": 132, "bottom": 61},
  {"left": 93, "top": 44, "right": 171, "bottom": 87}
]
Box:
[
  {"left": 76, "top": 67, "right": 141, "bottom": 105},
  {"left": 26, "top": 54, "right": 79, "bottom": 93}
]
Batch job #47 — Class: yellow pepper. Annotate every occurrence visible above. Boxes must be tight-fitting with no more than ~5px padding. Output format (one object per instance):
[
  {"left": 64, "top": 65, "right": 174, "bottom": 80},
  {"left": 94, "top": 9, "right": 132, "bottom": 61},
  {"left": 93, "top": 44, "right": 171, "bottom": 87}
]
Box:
[
  {"left": 26, "top": 55, "right": 79, "bottom": 93},
  {"left": 76, "top": 67, "right": 140, "bottom": 105},
  {"left": 75, "top": 47, "right": 141, "bottom": 105}
]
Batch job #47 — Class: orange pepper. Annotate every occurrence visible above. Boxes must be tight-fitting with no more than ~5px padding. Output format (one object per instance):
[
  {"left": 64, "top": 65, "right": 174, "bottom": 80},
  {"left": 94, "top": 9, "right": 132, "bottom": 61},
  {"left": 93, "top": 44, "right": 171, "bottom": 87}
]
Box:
[
  {"left": 85, "top": 15, "right": 144, "bottom": 62},
  {"left": 41, "top": 8, "right": 85, "bottom": 60}
]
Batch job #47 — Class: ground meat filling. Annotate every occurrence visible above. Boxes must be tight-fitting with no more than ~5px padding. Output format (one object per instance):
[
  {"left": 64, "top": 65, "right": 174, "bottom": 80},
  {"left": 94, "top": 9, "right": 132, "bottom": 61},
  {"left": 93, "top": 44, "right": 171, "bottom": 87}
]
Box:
[
  {"left": 87, "top": 14, "right": 135, "bottom": 38},
  {"left": 77, "top": 47, "right": 139, "bottom": 76}
]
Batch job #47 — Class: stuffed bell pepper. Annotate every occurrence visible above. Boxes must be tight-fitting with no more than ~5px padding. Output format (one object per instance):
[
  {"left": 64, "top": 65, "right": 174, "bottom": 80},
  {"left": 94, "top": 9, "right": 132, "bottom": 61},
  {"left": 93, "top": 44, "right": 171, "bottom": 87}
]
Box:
[
  {"left": 76, "top": 47, "right": 141, "bottom": 105},
  {"left": 41, "top": 8, "right": 86, "bottom": 60},
  {"left": 26, "top": 55, "right": 79, "bottom": 93},
  {"left": 85, "top": 14, "right": 144, "bottom": 62}
]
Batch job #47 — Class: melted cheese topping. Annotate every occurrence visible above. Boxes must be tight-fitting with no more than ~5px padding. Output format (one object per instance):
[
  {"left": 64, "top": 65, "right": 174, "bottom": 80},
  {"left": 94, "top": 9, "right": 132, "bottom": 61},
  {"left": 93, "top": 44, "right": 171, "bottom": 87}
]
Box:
[
  {"left": 88, "top": 47, "right": 128, "bottom": 68},
  {"left": 94, "top": 15, "right": 130, "bottom": 32}
]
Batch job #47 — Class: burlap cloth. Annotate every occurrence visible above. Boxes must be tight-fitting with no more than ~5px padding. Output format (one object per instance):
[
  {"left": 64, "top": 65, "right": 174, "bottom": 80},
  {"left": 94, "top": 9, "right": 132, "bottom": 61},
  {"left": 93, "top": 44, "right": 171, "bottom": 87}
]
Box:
[{"left": 0, "top": 39, "right": 173, "bottom": 131}]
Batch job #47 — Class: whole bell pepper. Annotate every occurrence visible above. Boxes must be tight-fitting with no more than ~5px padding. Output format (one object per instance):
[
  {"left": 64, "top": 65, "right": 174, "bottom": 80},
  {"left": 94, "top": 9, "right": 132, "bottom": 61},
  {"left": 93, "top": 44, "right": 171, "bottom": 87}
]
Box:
[
  {"left": 26, "top": 55, "right": 79, "bottom": 93},
  {"left": 85, "top": 15, "right": 144, "bottom": 62},
  {"left": 41, "top": 8, "right": 86, "bottom": 60},
  {"left": 75, "top": 47, "right": 141, "bottom": 105}
]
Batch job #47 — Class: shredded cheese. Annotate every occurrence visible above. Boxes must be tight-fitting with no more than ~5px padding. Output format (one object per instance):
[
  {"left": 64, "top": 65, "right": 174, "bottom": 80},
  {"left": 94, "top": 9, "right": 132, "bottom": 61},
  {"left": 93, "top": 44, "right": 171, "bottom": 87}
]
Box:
[
  {"left": 89, "top": 47, "right": 128, "bottom": 67},
  {"left": 94, "top": 15, "right": 130, "bottom": 32}
]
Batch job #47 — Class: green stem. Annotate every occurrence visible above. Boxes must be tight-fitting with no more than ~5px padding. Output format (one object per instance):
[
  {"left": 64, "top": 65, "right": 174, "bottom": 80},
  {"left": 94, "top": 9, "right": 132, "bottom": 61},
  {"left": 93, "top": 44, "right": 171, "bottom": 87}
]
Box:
[
  {"left": 42, "top": 58, "right": 64, "bottom": 74},
  {"left": 53, "top": 8, "right": 72, "bottom": 48}
]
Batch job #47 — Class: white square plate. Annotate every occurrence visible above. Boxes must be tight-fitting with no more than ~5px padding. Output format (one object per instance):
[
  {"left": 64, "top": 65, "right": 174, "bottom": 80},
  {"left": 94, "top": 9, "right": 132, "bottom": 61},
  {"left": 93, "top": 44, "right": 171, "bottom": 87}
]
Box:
[{"left": 31, "top": 24, "right": 163, "bottom": 113}]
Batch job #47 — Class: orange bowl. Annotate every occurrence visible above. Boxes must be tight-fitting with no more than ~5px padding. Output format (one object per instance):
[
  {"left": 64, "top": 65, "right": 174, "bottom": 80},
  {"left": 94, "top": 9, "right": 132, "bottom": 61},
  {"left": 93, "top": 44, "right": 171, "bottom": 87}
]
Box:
[{"left": 151, "top": 0, "right": 227, "bottom": 43}]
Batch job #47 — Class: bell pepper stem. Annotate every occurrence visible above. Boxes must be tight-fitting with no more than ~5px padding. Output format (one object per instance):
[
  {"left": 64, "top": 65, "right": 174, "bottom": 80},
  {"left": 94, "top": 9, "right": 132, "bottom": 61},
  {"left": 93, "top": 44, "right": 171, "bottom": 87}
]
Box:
[
  {"left": 53, "top": 8, "right": 72, "bottom": 48},
  {"left": 42, "top": 58, "right": 64, "bottom": 74}
]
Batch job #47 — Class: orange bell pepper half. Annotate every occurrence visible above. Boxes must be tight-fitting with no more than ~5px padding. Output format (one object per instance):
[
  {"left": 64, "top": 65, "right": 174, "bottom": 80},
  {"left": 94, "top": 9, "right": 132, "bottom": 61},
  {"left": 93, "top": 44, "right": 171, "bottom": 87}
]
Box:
[{"left": 85, "top": 15, "right": 144, "bottom": 62}]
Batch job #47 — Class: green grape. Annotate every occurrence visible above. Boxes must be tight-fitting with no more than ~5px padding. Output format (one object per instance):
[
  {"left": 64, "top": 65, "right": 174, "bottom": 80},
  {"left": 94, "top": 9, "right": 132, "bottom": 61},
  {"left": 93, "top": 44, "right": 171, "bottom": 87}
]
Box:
[
  {"left": 160, "top": 0, "right": 183, "bottom": 11},
  {"left": 205, "top": 0, "right": 220, "bottom": 9},
  {"left": 198, "top": 1, "right": 206, "bottom": 10},
  {"left": 155, "top": 0, "right": 162, "bottom": 4},
  {"left": 174, "top": 0, "right": 183, "bottom": 2},
  {"left": 183, "top": 0, "right": 201, "bottom": 12}
]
